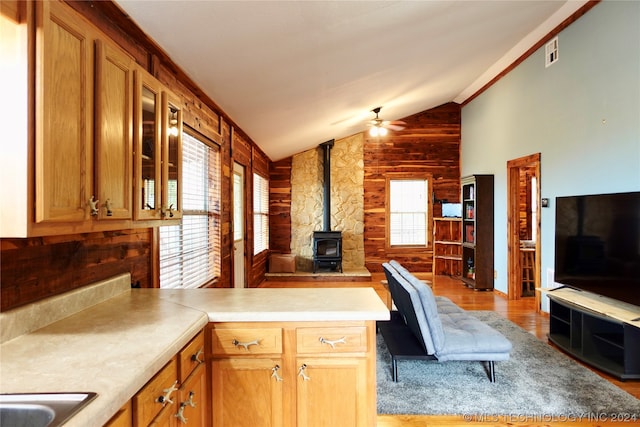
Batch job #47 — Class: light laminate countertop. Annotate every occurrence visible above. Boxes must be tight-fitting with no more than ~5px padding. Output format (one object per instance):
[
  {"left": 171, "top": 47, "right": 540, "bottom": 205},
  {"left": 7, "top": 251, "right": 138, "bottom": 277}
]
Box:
[{"left": 0, "top": 275, "right": 389, "bottom": 427}]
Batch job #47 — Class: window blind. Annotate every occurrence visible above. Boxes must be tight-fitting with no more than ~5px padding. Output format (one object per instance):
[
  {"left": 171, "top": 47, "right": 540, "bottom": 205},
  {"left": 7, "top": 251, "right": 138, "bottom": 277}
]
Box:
[
  {"left": 159, "top": 131, "right": 221, "bottom": 289},
  {"left": 253, "top": 173, "right": 269, "bottom": 255}
]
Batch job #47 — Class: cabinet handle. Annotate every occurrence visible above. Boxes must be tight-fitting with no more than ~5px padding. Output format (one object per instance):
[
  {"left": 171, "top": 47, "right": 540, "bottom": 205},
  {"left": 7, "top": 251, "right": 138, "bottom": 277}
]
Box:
[
  {"left": 104, "top": 199, "right": 113, "bottom": 217},
  {"left": 156, "top": 380, "right": 178, "bottom": 406},
  {"left": 174, "top": 390, "right": 197, "bottom": 424},
  {"left": 190, "top": 347, "right": 204, "bottom": 364},
  {"left": 175, "top": 402, "right": 187, "bottom": 424},
  {"left": 298, "top": 364, "right": 311, "bottom": 381},
  {"left": 319, "top": 336, "right": 346, "bottom": 349},
  {"left": 89, "top": 196, "right": 99, "bottom": 216},
  {"left": 232, "top": 338, "right": 261, "bottom": 351},
  {"left": 162, "top": 204, "right": 175, "bottom": 218},
  {"left": 271, "top": 365, "right": 283, "bottom": 382}
]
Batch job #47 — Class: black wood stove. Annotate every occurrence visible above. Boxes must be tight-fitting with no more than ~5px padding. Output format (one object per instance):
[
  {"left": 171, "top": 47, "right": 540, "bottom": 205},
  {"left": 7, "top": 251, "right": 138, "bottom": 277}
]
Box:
[{"left": 312, "top": 140, "right": 343, "bottom": 273}]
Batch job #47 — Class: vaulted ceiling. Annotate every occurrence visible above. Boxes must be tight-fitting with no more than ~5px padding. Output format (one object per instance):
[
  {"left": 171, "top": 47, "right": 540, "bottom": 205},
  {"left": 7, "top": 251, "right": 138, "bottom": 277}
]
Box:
[{"left": 114, "top": 0, "right": 588, "bottom": 161}]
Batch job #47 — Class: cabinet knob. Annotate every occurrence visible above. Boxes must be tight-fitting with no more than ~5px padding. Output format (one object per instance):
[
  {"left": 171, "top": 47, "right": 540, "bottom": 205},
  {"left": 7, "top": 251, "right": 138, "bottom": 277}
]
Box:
[
  {"left": 271, "top": 365, "right": 283, "bottom": 382},
  {"left": 156, "top": 380, "right": 178, "bottom": 406},
  {"left": 319, "top": 336, "right": 346, "bottom": 349},
  {"left": 232, "top": 338, "right": 261, "bottom": 351},
  {"left": 298, "top": 364, "right": 311, "bottom": 381}
]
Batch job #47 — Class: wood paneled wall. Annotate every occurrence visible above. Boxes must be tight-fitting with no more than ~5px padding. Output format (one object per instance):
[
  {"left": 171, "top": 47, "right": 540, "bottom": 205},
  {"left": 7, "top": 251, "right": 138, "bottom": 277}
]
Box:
[
  {"left": 269, "top": 158, "right": 293, "bottom": 254},
  {"left": 363, "top": 102, "right": 461, "bottom": 273},
  {"left": 1, "top": 229, "right": 151, "bottom": 311}
]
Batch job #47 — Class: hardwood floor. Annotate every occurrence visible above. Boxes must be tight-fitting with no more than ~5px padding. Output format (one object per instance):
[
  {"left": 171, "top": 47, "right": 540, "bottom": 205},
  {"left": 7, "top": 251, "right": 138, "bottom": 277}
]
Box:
[{"left": 260, "top": 273, "right": 640, "bottom": 426}]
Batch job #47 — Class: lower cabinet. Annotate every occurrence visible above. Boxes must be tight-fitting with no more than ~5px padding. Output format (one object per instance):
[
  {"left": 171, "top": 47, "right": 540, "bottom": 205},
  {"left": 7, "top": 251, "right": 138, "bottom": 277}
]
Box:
[
  {"left": 104, "top": 330, "right": 206, "bottom": 427},
  {"left": 208, "top": 321, "right": 376, "bottom": 427}
]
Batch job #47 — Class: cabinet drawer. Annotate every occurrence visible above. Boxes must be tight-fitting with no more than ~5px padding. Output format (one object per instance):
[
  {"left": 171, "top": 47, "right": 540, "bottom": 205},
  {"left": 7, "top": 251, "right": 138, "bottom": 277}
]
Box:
[
  {"left": 178, "top": 331, "right": 205, "bottom": 382},
  {"left": 297, "top": 326, "right": 368, "bottom": 353},
  {"left": 133, "top": 358, "right": 178, "bottom": 427},
  {"left": 211, "top": 327, "right": 282, "bottom": 355}
]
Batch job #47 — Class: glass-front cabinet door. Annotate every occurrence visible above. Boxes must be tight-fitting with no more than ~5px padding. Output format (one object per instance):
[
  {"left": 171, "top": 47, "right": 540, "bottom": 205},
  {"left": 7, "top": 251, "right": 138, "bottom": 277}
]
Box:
[
  {"left": 134, "top": 68, "right": 162, "bottom": 220},
  {"left": 161, "top": 91, "right": 182, "bottom": 219}
]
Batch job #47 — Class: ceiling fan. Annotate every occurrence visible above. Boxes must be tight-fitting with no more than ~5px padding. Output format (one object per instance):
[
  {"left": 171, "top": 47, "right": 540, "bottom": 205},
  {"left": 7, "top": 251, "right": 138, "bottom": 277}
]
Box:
[{"left": 367, "top": 107, "right": 406, "bottom": 136}]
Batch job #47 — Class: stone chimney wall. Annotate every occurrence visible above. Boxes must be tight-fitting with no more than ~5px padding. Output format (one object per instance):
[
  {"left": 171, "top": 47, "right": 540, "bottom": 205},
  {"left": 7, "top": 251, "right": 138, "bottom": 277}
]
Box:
[{"left": 290, "top": 133, "right": 365, "bottom": 271}]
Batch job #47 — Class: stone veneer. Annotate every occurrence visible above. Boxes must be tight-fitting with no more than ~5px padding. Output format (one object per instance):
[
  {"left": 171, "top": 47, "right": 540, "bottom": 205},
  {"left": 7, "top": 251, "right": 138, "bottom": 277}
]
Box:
[{"left": 290, "top": 134, "right": 365, "bottom": 271}]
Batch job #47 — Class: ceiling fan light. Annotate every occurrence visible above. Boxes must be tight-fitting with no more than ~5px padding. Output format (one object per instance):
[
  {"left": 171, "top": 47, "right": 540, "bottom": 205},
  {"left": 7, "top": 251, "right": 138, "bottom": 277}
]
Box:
[
  {"left": 369, "top": 127, "right": 379, "bottom": 137},
  {"left": 378, "top": 126, "right": 388, "bottom": 136}
]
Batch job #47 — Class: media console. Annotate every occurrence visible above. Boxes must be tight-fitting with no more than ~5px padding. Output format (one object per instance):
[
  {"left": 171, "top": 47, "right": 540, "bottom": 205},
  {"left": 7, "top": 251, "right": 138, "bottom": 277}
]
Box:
[{"left": 546, "top": 287, "right": 640, "bottom": 380}]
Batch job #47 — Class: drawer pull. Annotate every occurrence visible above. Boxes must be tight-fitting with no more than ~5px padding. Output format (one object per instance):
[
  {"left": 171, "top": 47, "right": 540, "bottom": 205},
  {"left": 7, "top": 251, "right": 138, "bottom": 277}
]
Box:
[
  {"left": 271, "top": 365, "right": 284, "bottom": 382},
  {"left": 191, "top": 347, "right": 204, "bottom": 364},
  {"left": 298, "top": 364, "right": 311, "bottom": 381},
  {"left": 156, "top": 380, "right": 178, "bottom": 406},
  {"left": 319, "top": 336, "right": 346, "bottom": 349},
  {"left": 232, "top": 338, "right": 261, "bottom": 351}
]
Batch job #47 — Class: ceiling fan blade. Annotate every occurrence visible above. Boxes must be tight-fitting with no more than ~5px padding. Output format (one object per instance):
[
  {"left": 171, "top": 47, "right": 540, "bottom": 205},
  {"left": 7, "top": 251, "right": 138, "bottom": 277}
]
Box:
[{"left": 385, "top": 123, "right": 406, "bottom": 131}]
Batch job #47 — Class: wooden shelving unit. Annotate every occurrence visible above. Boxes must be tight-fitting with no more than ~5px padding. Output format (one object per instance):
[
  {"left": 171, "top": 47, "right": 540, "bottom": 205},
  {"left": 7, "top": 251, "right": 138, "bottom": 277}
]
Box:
[
  {"left": 433, "top": 217, "right": 462, "bottom": 277},
  {"left": 461, "top": 175, "right": 494, "bottom": 290}
]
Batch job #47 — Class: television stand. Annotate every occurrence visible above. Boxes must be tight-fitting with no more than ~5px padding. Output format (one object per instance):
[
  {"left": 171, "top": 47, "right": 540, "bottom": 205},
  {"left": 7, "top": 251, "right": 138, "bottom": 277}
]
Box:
[{"left": 546, "top": 287, "right": 640, "bottom": 380}]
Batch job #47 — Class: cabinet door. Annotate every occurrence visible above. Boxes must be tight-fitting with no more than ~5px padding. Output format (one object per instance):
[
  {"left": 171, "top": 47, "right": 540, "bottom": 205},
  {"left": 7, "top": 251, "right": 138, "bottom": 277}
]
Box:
[
  {"left": 211, "top": 358, "right": 284, "bottom": 427},
  {"left": 35, "top": 0, "right": 94, "bottom": 223},
  {"left": 175, "top": 364, "right": 207, "bottom": 427},
  {"left": 161, "top": 91, "right": 182, "bottom": 220},
  {"left": 296, "top": 357, "right": 369, "bottom": 427},
  {"left": 95, "top": 39, "right": 134, "bottom": 220},
  {"left": 134, "top": 68, "right": 163, "bottom": 220},
  {"left": 104, "top": 401, "right": 132, "bottom": 427}
]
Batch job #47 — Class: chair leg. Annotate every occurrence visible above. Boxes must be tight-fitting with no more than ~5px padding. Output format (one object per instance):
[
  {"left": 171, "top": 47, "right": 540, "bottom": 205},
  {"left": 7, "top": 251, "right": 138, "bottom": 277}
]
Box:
[
  {"left": 488, "top": 361, "right": 495, "bottom": 382},
  {"left": 392, "top": 357, "right": 398, "bottom": 382}
]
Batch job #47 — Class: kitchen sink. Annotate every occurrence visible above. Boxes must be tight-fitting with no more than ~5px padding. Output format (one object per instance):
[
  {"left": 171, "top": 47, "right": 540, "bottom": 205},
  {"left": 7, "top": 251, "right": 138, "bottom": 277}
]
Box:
[{"left": 0, "top": 392, "right": 97, "bottom": 427}]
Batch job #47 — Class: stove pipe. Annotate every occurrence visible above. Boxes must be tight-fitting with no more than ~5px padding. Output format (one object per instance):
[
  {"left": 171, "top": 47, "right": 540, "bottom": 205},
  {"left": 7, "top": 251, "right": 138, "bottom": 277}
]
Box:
[{"left": 320, "top": 139, "right": 335, "bottom": 232}]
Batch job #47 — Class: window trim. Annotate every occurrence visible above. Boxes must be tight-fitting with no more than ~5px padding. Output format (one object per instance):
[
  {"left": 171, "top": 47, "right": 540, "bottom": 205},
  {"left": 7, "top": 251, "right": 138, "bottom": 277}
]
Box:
[{"left": 385, "top": 173, "right": 433, "bottom": 250}]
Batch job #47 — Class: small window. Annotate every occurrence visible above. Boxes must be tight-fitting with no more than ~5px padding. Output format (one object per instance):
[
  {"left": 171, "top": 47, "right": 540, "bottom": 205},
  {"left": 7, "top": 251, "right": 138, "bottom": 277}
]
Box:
[
  {"left": 253, "top": 173, "right": 269, "bottom": 255},
  {"left": 387, "top": 177, "right": 430, "bottom": 247}
]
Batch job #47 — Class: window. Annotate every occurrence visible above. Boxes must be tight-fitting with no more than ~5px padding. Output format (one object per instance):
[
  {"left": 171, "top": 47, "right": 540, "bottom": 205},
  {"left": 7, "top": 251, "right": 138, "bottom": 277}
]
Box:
[
  {"left": 387, "top": 177, "right": 430, "bottom": 247},
  {"left": 253, "top": 173, "right": 269, "bottom": 254},
  {"left": 159, "top": 130, "right": 221, "bottom": 289}
]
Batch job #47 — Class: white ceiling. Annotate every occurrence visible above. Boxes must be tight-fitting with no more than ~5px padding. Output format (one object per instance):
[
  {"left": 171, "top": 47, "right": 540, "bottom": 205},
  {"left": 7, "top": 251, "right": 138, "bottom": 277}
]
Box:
[{"left": 114, "top": 0, "right": 587, "bottom": 161}]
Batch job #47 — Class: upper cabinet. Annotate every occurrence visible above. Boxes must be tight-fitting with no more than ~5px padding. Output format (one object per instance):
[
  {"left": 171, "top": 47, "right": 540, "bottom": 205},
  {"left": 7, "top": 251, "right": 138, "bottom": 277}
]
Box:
[
  {"left": 134, "top": 68, "right": 163, "bottom": 220},
  {"left": 35, "top": 0, "right": 95, "bottom": 224},
  {"left": 94, "top": 39, "right": 134, "bottom": 220},
  {"left": 161, "top": 91, "right": 183, "bottom": 220},
  {"left": 134, "top": 70, "right": 182, "bottom": 220},
  {"left": 0, "top": 0, "right": 181, "bottom": 237}
]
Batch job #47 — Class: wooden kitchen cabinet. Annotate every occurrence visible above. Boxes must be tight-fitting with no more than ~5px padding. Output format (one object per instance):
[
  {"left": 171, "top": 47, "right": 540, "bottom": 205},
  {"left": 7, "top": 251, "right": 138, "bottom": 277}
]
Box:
[
  {"left": 104, "top": 401, "right": 133, "bottom": 427},
  {"left": 35, "top": 0, "right": 95, "bottom": 224},
  {"left": 208, "top": 321, "right": 376, "bottom": 427},
  {"left": 133, "top": 357, "right": 179, "bottom": 427},
  {"left": 134, "top": 69, "right": 183, "bottom": 221},
  {"left": 94, "top": 38, "right": 135, "bottom": 220}
]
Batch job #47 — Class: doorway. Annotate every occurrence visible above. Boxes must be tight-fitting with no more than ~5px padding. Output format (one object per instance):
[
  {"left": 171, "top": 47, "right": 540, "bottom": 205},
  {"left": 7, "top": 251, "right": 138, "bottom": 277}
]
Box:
[
  {"left": 507, "top": 153, "right": 541, "bottom": 309},
  {"left": 233, "top": 162, "right": 246, "bottom": 288}
]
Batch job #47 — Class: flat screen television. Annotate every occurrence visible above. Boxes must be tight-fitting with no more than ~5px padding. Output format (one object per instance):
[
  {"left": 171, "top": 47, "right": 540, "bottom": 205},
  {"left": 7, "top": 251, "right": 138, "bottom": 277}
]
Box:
[{"left": 554, "top": 191, "right": 640, "bottom": 307}]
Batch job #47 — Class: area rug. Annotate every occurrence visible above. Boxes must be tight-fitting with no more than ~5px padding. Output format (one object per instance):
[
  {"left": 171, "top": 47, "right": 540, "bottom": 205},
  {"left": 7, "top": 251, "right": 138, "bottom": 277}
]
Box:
[{"left": 377, "top": 311, "right": 640, "bottom": 417}]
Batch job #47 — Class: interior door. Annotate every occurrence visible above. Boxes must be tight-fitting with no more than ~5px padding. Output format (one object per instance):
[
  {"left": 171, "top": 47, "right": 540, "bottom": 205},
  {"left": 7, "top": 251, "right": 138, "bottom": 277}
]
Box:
[{"left": 233, "top": 162, "right": 246, "bottom": 288}]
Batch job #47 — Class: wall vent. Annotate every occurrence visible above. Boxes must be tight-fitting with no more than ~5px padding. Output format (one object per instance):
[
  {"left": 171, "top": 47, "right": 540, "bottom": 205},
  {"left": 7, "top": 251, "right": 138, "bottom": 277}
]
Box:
[{"left": 545, "top": 36, "right": 559, "bottom": 67}]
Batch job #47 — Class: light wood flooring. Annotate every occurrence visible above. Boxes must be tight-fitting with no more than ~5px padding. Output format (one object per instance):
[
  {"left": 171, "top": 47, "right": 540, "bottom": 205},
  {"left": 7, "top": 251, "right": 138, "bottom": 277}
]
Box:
[{"left": 260, "top": 273, "right": 640, "bottom": 426}]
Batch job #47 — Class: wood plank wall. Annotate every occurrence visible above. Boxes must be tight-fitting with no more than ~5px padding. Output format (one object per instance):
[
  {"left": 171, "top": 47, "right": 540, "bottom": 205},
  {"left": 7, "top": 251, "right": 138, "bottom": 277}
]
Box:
[
  {"left": 363, "top": 102, "right": 461, "bottom": 273},
  {"left": 1, "top": 229, "right": 151, "bottom": 311},
  {"left": 269, "top": 158, "right": 293, "bottom": 254}
]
